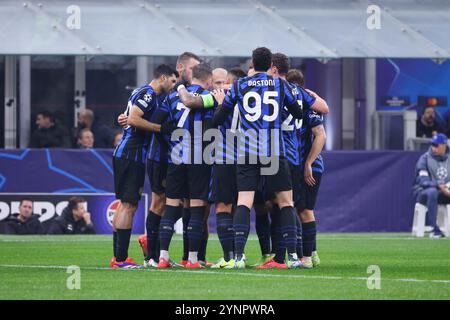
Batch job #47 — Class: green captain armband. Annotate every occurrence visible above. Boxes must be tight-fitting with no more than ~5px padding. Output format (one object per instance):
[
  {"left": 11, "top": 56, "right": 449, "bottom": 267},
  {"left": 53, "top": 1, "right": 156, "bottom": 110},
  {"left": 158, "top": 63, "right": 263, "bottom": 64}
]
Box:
[{"left": 201, "top": 93, "right": 215, "bottom": 109}]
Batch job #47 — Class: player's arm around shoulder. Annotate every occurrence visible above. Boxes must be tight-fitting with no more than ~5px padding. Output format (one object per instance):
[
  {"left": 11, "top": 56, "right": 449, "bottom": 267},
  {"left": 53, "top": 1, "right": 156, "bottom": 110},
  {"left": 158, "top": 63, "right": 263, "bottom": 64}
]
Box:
[
  {"left": 304, "top": 88, "right": 329, "bottom": 115},
  {"left": 176, "top": 84, "right": 223, "bottom": 110},
  {"left": 127, "top": 104, "right": 161, "bottom": 133}
]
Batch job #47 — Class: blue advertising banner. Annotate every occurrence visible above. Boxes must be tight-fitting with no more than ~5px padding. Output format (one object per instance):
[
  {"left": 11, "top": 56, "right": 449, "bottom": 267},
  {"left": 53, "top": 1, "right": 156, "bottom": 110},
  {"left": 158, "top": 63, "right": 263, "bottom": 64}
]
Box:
[
  {"left": 0, "top": 148, "right": 424, "bottom": 232},
  {"left": 376, "top": 58, "right": 450, "bottom": 113}
]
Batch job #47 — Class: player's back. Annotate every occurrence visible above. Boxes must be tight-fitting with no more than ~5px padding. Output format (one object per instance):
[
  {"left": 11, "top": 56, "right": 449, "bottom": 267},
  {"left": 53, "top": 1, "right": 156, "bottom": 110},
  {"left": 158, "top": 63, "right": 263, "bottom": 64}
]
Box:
[
  {"left": 234, "top": 73, "right": 287, "bottom": 131},
  {"left": 227, "top": 73, "right": 295, "bottom": 159},
  {"left": 164, "top": 84, "right": 213, "bottom": 164},
  {"left": 114, "top": 84, "right": 157, "bottom": 163}
]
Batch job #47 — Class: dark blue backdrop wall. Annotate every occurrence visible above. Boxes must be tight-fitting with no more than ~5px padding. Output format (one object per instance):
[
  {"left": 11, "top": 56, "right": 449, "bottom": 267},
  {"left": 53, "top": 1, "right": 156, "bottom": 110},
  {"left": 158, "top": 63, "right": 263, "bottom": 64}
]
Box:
[{"left": 0, "top": 149, "right": 421, "bottom": 232}]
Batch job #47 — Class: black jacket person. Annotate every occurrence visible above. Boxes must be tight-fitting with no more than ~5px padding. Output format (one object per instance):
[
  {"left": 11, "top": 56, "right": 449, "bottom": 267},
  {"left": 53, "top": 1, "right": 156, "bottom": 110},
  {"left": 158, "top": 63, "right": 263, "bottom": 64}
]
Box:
[
  {"left": 47, "top": 197, "right": 96, "bottom": 235},
  {"left": 4, "top": 198, "right": 44, "bottom": 235}
]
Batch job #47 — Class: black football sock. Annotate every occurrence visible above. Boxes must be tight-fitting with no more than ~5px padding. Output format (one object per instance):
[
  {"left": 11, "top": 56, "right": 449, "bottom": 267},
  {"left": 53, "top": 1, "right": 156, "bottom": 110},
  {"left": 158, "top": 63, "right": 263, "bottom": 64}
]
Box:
[
  {"left": 271, "top": 206, "right": 286, "bottom": 263},
  {"left": 198, "top": 226, "right": 209, "bottom": 262},
  {"left": 116, "top": 229, "right": 132, "bottom": 262},
  {"left": 302, "top": 221, "right": 317, "bottom": 257},
  {"left": 270, "top": 205, "right": 281, "bottom": 255},
  {"left": 233, "top": 205, "right": 250, "bottom": 260},
  {"left": 313, "top": 221, "right": 317, "bottom": 252},
  {"left": 255, "top": 213, "right": 271, "bottom": 256},
  {"left": 295, "top": 213, "right": 303, "bottom": 259},
  {"left": 146, "top": 211, "right": 162, "bottom": 261},
  {"left": 113, "top": 230, "right": 118, "bottom": 257},
  {"left": 280, "top": 206, "right": 298, "bottom": 260},
  {"left": 159, "top": 205, "right": 182, "bottom": 252},
  {"left": 182, "top": 207, "right": 191, "bottom": 261},
  {"left": 216, "top": 212, "right": 234, "bottom": 261},
  {"left": 187, "top": 206, "right": 205, "bottom": 263}
]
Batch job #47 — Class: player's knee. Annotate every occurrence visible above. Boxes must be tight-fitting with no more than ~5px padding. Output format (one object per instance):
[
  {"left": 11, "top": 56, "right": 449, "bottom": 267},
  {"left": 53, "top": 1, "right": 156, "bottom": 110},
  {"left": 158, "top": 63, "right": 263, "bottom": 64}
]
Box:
[
  {"left": 236, "top": 200, "right": 252, "bottom": 210},
  {"left": 237, "top": 191, "right": 254, "bottom": 210},
  {"left": 150, "top": 194, "right": 165, "bottom": 215},
  {"left": 190, "top": 199, "right": 207, "bottom": 207},
  {"left": 276, "top": 191, "right": 293, "bottom": 208},
  {"left": 300, "top": 209, "right": 315, "bottom": 222},
  {"left": 166, "top": 197, "right": 180, "bottom": 207},
  {"left": 215, "top": 202, "right": 232, "bottom": 213},
  {"left": 120, "top": 202, "right": 138, "bottom": 217}
]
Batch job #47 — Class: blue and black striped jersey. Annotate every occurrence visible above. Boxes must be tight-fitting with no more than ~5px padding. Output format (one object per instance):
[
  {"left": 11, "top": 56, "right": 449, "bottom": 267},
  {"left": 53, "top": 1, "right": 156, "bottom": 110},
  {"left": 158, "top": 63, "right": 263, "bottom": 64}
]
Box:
[
  {"left": 214, "top": 89, "right": 240, "bottom": 164},
  {"left": 147, "top": 94, "right": 168, "bottom": 163},
  {"left": 299, "top": 105, "right": 325, "bottom": 173},
  {"left": 222, "top": 73, "right": 299, "bottom": 160},
  {"left": 281, "top": 84, "right": 316, "bottom": 166},
  {"left": 159, "top": 84, "right": 216, "bottom": 164},
  {"left": 113, "top": 84, "right": 158, "bottom": 164}
]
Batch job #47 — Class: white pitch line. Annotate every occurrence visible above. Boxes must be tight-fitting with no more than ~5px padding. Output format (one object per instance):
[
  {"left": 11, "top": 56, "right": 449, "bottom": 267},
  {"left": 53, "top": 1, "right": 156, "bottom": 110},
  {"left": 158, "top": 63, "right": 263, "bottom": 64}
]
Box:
[{"left": 1, "top": 264, "right": 449, "bottom": 284}]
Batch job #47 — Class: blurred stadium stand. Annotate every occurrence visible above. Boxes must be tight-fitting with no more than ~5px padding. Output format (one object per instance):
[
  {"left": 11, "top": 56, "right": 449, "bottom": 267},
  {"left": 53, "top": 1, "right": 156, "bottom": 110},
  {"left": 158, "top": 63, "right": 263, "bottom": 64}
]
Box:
[{"left": 0, "top": 0, "right": 449, "bottom": 150}]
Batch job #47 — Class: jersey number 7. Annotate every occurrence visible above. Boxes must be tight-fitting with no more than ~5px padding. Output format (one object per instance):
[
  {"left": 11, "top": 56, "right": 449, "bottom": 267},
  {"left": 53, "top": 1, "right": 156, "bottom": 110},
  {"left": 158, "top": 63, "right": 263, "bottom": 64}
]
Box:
[{"left": 176, "top": 102, "right": 191, "bottom": 127}]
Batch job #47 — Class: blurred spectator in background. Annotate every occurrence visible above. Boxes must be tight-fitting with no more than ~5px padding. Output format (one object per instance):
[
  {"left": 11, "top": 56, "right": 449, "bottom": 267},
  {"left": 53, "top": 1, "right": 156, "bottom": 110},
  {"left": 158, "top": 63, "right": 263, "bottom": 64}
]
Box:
[
  {"left": 77, "top": 108, "right": 114, "bottom": 148},
  {"left": 77, "top": 128, "right": 94, "bottom": 149},
  {"left": 413, "top": 133, "right": 449, "bottom": 238},
  {"left": 417, "top": 106, "right": 444, "bottom": 138},
  {"left": 30, "top": 111, "right": 71, "bottom": 148},
  {"left": 212, "top": 68, "right": 228, "bottom": 90},
  {"left": 227, "top": 68, "right": 247, "bottom": 89},
  {"left": 4, "top": 198, "right": 44, "bottom": 235},
  {"left": 113, "top": 131, "right": 123, "bottom": 148},
  {"left": 47, "top": 197, "right": 95, "bottom": 234}
]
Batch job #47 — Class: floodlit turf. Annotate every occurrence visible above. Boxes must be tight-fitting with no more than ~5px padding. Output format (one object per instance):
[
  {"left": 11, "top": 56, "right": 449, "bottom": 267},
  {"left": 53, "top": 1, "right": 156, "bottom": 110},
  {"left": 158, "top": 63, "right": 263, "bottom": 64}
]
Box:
[{"left": 0, "top": 233, "right": 449, "bottom": 300}]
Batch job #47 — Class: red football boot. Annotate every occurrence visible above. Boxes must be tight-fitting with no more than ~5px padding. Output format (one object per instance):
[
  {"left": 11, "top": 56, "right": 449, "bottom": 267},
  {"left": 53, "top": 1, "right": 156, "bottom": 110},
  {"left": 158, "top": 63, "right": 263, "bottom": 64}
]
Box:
[
  {"left": 157, "top": 257, "right": 171, "bottom": 269},
  {"left": 137, "top": 235, "right": 148, "bottom": 257},
  {"left": 185, "top": 261, "right": 203, "bottom": 269},
  {"left": 255, "top": 260, "right": 287, "bottom": 269},
  {"left": 111, "top": 257, "right": 143, "bottom": 269},
  {"left": 180, "top": 260, "right": 189, "bottom": 267}
]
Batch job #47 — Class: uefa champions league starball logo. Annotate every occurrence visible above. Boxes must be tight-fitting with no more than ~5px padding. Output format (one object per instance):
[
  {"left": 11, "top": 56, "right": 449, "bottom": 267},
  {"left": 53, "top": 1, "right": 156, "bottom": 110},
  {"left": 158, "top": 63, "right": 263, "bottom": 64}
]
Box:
[
  {"left": 436, "top": 166, "right": 448, "bottom": 182},
  {"left": 106, "top": 200, "right": 121, "bottom": 227}
]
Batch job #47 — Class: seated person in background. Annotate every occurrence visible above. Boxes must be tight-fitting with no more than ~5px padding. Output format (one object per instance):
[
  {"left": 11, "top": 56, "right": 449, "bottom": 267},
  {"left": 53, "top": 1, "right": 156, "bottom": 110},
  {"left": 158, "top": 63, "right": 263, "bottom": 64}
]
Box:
[
  {"left": 4, "top": 198, "right": 44, "bottom": 235},
  {"left": 77, "top": 109, "right": 113, "bottom": 148},
  {"left": 47, "top": 197, "right": 95, "bottom": 234},
  {"left": 77, "top": 128, "right": 94, "bottom": 149},
  {"left": 413, "top": 133, "right": 450, "bottom": 238},
  {"left": 113, "top": 131, "right": 123, "bottom": 148},
  {"left": 30, "top": 111, "right": 71, "bottom": 148},
  {"left": 417, "top": 106, "right": 444, "bottom": 138}
]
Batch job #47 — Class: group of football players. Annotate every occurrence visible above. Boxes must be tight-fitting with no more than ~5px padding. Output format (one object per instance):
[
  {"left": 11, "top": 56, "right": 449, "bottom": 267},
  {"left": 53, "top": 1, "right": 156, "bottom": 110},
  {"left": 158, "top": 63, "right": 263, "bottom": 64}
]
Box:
[{"left": 110, "top": 47, "right": 328, "bottom": 270}]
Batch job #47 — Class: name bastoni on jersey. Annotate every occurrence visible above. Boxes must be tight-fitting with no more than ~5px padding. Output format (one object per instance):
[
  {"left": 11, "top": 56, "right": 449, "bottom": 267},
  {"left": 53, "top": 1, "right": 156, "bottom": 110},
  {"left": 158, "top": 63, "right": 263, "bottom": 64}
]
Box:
[{"left": 247, "top": 79, "right": 275, "bottom": 86}]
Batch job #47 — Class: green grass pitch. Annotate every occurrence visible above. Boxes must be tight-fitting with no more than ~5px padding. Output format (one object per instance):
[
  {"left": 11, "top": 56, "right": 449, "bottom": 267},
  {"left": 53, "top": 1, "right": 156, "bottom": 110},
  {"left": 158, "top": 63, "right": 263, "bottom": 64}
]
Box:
[{"left": 0, "top": 233, "right": 449, "bottom": 300}]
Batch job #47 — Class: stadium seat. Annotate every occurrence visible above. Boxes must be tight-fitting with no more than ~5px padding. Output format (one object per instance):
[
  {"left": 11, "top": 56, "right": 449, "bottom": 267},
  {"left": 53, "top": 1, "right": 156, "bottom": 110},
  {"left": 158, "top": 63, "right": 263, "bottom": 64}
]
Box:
[{"left": 412, "top": 203, "right": 450, "bottom": 237}]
